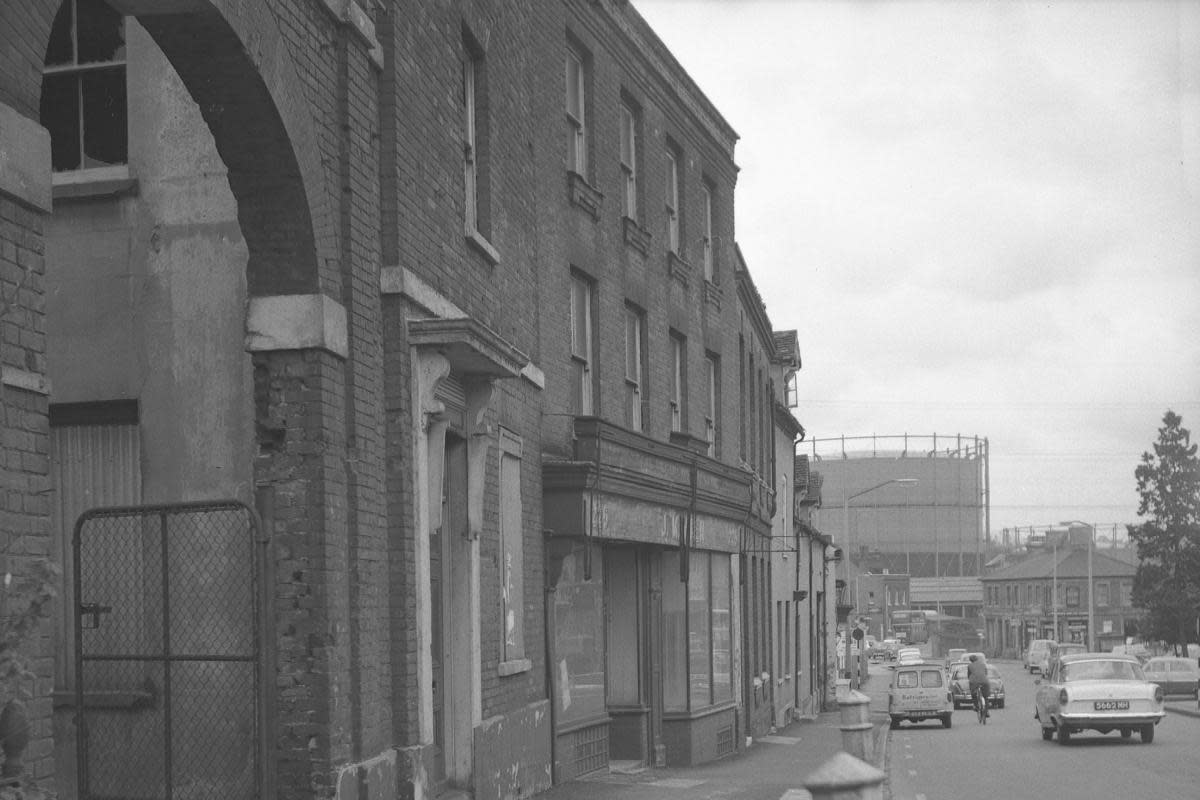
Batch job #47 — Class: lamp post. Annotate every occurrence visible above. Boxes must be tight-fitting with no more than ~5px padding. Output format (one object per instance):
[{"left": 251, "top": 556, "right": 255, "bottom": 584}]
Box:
[
  {"left": 1061, "top": 521, "right": 1095, "bottom": 650},
  {"left": 842, "top": 478, "right": 918, "bottom": 688}
]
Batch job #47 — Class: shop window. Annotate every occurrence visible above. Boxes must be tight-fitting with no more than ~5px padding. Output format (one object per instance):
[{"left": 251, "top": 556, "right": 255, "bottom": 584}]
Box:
[
  {"left": 606, "top": 549, "right": 640, "bottom": 705},
  {"left": 41, "top": 0, "right": 128, "bottom": 173},
  {"left": 554, "top": 543, "right": 605, "bottom": 726},
  {"left": 664, "top": 549, "right": 732, "bottom": 711}
]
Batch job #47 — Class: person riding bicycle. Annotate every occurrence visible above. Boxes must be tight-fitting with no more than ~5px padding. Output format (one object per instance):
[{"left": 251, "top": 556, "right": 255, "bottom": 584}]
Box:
[{"left": 967, "top": 654, "right": 991, "bottom": 718}]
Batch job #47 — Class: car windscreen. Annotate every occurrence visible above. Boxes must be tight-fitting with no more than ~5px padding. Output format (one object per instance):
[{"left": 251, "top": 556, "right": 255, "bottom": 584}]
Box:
[{"left": 1061, "top": 660, "right": 1144, "bottom": 682}]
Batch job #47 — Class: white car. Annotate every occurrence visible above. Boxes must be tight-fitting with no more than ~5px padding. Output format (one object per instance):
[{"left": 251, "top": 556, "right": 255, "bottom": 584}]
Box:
[
  {"left": 1034, "top": 653, "right": 1165, "bottom": 744},
  {"left": 897, "top": 647, "right": 923, "bottom": 666}
]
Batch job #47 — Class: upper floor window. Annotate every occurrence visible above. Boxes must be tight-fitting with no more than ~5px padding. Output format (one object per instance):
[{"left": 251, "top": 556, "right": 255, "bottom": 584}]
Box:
[
  {"left": 620, "top": 101, "right": 640, "bottom": 221},
  {"left": 462, "top": 30, "right": 493, "bottom": 253},
  {"left": 701, "top": 181, "right": 715, "bottom": 281},
  {"left": 565, "top": 43, "right": 589, "bottom": 178},
  {"left": 624, "top": 304, "right": 646, "bottom": 431},
  {"left": 665, "top": 145, "right": 681, "bottom": 254},
  {"left": 570, "top": 272, "right": 595, "bottom": 415},
  {"left": 669, "top": 332, "right": 686, "bottom": 433},
  {"left": 41, "top": 0, "right": 127, "bottom": 173},
  {"left": 1095, "top": 582, "right": 1109, "bottom": 607},
  {"left": 1065, "top": 585, "right": 1080, "bottom": 607},
  {"left": 704, "top": 353, "right": 719, "bottom": 457}
]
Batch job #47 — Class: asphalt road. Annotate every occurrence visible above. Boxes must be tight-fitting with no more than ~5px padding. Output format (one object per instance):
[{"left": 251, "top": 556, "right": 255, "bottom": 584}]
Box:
[{"left": 884, "top": 658, "right": 1200, "bottom": 800}]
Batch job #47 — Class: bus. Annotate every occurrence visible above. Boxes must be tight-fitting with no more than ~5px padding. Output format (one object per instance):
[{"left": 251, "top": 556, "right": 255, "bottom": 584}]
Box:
[{"left": 890, "top": 609, "right": 930, "bottom": 644}]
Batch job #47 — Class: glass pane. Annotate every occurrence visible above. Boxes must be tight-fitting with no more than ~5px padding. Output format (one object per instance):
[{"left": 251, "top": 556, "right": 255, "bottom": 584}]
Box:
[
  {"left": 688, "top": 553, "right": 711, "bottom": 708},
  {"left": 620, "top": 106, "right": 633, "bottom": 164},
  {"left": 565, "top": 53, "right": 582, "bottom": 118},
  {"left": 712, "top": 554, "right": 731, "bottom": 701},
  {"left": 78, "top": 0, "right": 125, "bottom": 64},
  {"left": 661, "top": 549, "right": 687, "bottom": 711},
  {"left": 570, "top": 278, "right": 588, "bottom": 358},
  {"left": 40, "top": 73, "right": 81, "bottom": 171},
  {"left": 606, "top": 550, "right": 640, "bottom": 705},
  {"left": 81, "top": 66, "right": 127, "bottom": 167},
  {"left": 45, "top": 0, "right": 74, "bottom": 66},
  {"left": 555, "top": 545, "right": 605, "bottom": 726}
]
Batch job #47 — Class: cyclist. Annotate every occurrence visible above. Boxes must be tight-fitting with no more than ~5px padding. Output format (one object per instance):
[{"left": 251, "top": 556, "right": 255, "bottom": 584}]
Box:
[{"left": 967, "top": 653, "right": 991, "bottom": 719}]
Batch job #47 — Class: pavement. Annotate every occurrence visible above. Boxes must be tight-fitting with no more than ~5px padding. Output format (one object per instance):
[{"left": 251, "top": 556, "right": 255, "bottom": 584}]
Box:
[{"left": 532, "top": 665, "right": 895, "bottom": 800}]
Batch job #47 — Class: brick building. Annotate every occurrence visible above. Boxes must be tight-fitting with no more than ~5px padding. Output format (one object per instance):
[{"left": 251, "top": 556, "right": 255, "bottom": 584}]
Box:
[{"left": 0, "top": 1, "right": 824, "bottom": 798}]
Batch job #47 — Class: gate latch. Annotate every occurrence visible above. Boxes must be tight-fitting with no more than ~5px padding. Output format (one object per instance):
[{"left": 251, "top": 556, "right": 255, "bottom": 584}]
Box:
[{"left": 80, "top": 602, "right": 113, "bottom": 629}]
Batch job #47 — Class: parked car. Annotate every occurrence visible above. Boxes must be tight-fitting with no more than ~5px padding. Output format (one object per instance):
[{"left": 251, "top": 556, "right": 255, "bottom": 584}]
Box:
[
  {"left": 1025, "top": 639, "right": 1055, "bottom": 673},
  {"left": 948, "top": 662, "right": 1005, "bottom": 709},
  {"left": 888, "top": 663, "right": 953, "bottom": 729},
  {"left": 879, "top": 639, "right": 902, "bottom": 661},
  {"left": 1039, "top": 642, "right": 1087, "bottom": 675},
  {"left": 1034, "top": 653, "right": 1165, "bottom": 744},
  {"left": 1142, "top": 657, "right": 1200, "bottom": 699}
]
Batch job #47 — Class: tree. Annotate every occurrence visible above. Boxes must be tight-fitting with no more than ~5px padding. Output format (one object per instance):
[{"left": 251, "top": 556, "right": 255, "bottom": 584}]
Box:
[{"left": 1128, "top": 411, "right": 1200, "bottom": 651}]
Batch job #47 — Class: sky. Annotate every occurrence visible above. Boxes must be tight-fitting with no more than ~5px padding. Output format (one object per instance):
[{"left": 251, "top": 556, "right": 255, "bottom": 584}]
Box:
[{"left": 634, "top": 0, "right": 1200, "bottom": 539}]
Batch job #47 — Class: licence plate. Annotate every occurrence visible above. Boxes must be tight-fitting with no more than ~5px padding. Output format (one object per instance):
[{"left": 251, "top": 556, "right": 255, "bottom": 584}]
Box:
[
  {"left": 1094, "top": 700, "right": 1129, "bottom": 711},
  {"left": 908, "top": 710, "right": 936, "bottom": 717}
]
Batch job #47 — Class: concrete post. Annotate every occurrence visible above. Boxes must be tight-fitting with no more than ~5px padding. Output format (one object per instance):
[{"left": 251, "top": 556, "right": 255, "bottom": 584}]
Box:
[
  {"left": 804, "top": 751, "right": 887, "bottom": 800},
  {"left": 837, "top": 690, "right": 874, "bottom": 763}
]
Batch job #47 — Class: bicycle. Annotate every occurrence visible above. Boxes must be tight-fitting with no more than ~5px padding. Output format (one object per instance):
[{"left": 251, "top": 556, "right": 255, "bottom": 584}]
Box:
[{"left": 973, "top": 685, "right": 989, "bottom": 724}]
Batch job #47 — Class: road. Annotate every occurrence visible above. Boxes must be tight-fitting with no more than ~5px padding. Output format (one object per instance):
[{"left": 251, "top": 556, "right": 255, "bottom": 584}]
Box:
[{"left": 884, "top": 659, "right": 1200, "bottom": 800}]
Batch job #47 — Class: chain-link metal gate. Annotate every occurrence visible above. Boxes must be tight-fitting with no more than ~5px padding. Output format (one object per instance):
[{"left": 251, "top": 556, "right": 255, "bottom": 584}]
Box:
[{"left": 73, "top": 500, "right": 263, "bottom": 800}]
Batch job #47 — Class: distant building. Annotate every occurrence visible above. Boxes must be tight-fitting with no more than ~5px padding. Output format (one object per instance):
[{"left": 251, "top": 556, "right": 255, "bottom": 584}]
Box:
[{"left": 981, "top": 526, "right": 1139, "bottom": 656}]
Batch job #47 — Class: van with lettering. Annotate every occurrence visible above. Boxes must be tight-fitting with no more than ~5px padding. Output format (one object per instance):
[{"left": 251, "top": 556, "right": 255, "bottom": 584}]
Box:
[{"left": 888, "top": 662, "right": 953, "bottom": 729}]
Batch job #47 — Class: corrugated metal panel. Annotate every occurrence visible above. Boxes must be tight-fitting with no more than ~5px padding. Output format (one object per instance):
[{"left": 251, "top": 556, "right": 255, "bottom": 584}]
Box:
[{"left": 50, "top": 422, "right": 142, "bottom": 687}]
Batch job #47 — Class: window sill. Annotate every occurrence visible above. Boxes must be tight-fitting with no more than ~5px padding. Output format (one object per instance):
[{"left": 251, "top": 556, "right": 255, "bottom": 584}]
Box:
[
  {"left": 667, "top": 251, "right": 692, "bottom": 289},
  {"left": 622, "top": 216, "right": 651, "bottom": 256},
  {"left": 465, "top": 226, "right": 500, "bottom": 265},
  {"left": 498, "top": 657, "right": 532, "bottom": 677},
  {"left": 567, "top": 171, "right": 603, "bottom": 220},
  {"left": 52, "top": 164, "right": 138, "bottom": 202}
]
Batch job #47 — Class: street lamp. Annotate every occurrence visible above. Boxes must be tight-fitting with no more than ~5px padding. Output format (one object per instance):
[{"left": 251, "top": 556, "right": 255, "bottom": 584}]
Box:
[
  {"left": 1061, "top": 521, "right": 1095, "bottom": 651},
  {"left": 842, "top": 478, "right": 917, "bottom": 688}
]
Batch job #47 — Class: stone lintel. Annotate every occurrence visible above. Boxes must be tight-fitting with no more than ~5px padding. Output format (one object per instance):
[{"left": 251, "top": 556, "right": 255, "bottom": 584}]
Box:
[{"left": 0, "top": 102, "right": 51, "bottom": 212}]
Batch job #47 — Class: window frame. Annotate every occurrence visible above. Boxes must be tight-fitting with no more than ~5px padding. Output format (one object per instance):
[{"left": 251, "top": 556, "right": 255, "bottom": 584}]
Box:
[
  {"left": 41, "top": 0, "right": 129, "bottom": 178},
  {"left": 665, "top": 144, "right": 681, "bottom": 255},
  {"left": 565, "top": 42, "right": 589, "bottom": 179},
  {"left": 669, "top": 331, "right": 686, "bottom": 433},
  {"left": 619, "top": 100, "right": 640, "bottom": 221},
  {"left": 704, "top": 353, "right": 719, "bottom": 457},
  {"left": 569, "top": 271, "right": 595, "bottom": 415},
  {"left": 624, "top": 303, "right": 647, "bottom": 431},
  {"left": 498, "top": 428, "right": 527, "bottom": 669},
  {"left": 701, "top": 180, "right": 715, "bottom": 282}
]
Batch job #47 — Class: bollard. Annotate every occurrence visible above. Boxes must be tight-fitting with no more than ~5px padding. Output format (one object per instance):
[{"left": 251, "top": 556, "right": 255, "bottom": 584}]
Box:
[
  {"left": 804, "top": 751, "right": 887, "bottom": 800},
  {"left": 837, "top": 690, "right": 873, "bottom": 763}
]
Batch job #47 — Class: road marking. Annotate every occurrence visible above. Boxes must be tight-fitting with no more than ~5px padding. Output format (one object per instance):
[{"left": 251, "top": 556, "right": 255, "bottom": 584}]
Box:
[
  {"left": 648, "top": 779, "right": 706, "bottom": 789},
  {"left": 779, "top": 791, "right": 811, "bottom": 800}
]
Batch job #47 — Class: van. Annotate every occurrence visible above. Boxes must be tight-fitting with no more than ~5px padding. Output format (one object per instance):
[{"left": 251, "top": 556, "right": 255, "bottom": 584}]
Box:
[
  {"left": 1024, "top": 639, "right": 1055, "bottom": 674},
  {"left": 888, "top": 663, "right": 953, "bottom": 729}
]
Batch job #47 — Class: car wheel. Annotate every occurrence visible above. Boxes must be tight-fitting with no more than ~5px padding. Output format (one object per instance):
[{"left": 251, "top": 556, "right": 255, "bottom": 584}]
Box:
[
  {"left": 942, "top": 714, "right": 952, "bottom": 729},
  {"left": 890, "top": 718, "right": 900, "bottom": 730},
  {"left": 1057, "top": 724, "right": 1071, "bottom": 745},
  {"left": 1140, "top": 724, "right": 1154, "bottom": 744},
  {"left": 1041, "top": 726, "right": 1053, "bottom": 741},
  {"left": 1120, "top": 728, "right": 1132, "bottom": 739},
  {"left": 997, "top": 700, "right": 1005, "bottom": 709}
]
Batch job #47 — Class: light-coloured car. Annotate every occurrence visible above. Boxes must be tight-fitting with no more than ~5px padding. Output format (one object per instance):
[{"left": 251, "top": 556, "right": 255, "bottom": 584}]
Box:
[
  {"left": 888, "top": 663, "right": 953, "bottom": 729},
  {"left": 1034, "top": 653, "right": 1165, "bottom": 744},
  {"left": 944, "top": 648, "right": 967, "bottom": 669},
  {"left": 1142, "top": 657, "right": 1200, "bottom": 699},
  {"left": 897, "top": 647, "right": 923, "bottom": 666},
  {"left": 1025, "top": 639, "right": 1055, "bottom": 673}
]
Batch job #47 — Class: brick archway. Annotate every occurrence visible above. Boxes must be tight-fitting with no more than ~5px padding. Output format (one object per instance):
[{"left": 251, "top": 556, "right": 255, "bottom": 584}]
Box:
[{"left": 1, "top": 1, "right": 378, "bottom": 795}]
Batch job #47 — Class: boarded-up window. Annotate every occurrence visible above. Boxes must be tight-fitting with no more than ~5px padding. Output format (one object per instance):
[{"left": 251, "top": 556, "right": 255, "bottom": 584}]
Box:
[
  {"left": 50, "top": 401, "right": 142, "bottom": 689},
  {"left": 499, "top": 428, "right": 524, "bottom": 662}
]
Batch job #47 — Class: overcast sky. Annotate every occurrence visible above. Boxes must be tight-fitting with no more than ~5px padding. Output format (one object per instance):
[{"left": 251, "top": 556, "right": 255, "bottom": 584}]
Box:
[{"left": 634, "top": 0, "right": 1200, "bottom": 539}]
